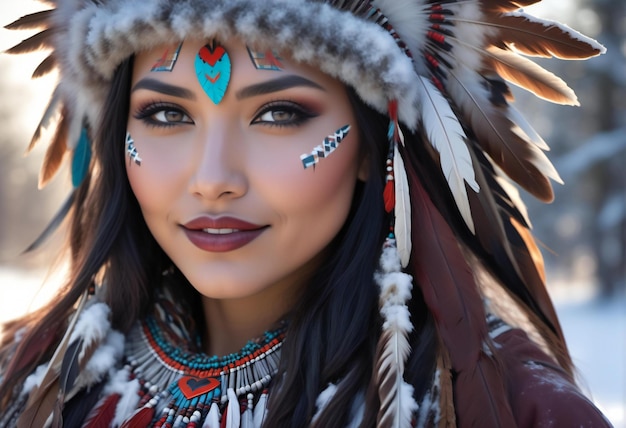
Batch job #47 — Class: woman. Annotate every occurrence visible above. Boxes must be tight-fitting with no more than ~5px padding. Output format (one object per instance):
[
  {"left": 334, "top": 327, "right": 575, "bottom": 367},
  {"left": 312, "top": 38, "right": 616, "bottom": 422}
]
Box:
[{"left": 0, "top": 0, "right": 610, "bottom": 427}]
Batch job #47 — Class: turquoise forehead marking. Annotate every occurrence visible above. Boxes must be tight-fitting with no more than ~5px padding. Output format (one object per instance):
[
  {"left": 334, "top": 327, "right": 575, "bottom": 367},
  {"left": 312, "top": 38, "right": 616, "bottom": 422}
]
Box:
[{"left": 195, "top": 42, "right": 232, "bottom": 105}]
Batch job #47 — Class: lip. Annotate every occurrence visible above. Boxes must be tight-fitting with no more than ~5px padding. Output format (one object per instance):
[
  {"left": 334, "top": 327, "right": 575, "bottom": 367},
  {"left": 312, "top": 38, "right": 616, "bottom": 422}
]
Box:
[{"left": 181, "top": 216, "right": 268, "bottom": 252}]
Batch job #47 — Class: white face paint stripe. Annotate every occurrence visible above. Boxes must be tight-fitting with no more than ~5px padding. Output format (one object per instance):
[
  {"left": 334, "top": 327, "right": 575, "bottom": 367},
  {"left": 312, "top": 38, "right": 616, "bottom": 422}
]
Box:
[
  {"left": 300, "top": 125, "right": 351, "bottom": 169},
  {"left": 126, "top": 132, "right": 142, "bottom": 166}
]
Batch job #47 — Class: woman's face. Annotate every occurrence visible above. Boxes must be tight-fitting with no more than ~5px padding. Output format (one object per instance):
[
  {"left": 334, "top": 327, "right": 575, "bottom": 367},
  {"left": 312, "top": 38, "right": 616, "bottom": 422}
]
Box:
[{"left": 127, "top": 38, "right": 366, "bottom": 304}]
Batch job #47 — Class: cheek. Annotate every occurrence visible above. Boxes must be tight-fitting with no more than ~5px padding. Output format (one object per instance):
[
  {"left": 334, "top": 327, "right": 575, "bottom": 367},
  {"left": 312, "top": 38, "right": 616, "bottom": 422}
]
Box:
[
  {"left": 254, "top": 130, "right": 361, "bottom": 232},
  {"left": 124, "top": 139, "right": 188, "bottom": 217}
]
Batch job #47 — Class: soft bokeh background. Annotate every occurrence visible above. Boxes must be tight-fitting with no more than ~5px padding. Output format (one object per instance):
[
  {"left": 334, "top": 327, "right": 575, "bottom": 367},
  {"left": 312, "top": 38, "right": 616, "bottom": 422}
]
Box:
[{"left": 0, "top": 0, "right": 624, "bottom": 425}]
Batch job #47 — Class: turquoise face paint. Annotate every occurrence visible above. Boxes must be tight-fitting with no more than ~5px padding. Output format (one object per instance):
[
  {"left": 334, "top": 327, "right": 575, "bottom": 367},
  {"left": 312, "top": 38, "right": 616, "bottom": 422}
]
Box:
[{"left": 195, "top": 41, "right": 231, "bottom": 105}]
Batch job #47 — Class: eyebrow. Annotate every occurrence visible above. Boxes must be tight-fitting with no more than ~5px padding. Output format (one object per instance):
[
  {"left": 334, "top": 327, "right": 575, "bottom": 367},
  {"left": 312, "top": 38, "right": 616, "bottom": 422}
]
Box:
[
  {"left": 236, "top": 75, "right": 325, "bottom": 100},
  {"left": 131, "top": 78, "right": 197, "bottom": 100}
]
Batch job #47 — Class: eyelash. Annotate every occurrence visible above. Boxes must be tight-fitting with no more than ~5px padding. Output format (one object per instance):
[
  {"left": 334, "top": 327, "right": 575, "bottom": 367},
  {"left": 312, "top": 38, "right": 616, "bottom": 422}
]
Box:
[
  {"left": 251, "top": 101, "right": 318, "bottom": 128},
  {"left": 133, "top": 100, "right": 318, "bottom": 129},
  {"left": 133, "top": 101, "right": 193, "bottom": 128}
]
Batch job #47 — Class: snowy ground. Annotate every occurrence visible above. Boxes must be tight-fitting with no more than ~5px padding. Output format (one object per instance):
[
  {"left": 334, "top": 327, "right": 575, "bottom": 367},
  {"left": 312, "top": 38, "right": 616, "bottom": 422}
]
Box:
[{"left": 0, "top": 267, "right": 624, "bottom": 427}]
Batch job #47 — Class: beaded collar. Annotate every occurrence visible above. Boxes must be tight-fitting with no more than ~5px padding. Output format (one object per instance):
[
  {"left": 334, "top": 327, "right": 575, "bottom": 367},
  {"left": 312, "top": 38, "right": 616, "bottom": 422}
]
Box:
[{"left": 120, "top": 287, "right": 287, "bottom": 427}]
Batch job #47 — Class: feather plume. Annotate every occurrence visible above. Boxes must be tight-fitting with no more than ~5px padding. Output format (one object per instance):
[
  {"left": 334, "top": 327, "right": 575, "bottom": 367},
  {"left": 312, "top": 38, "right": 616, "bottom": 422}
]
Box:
[
  {"left": 416, "top": 76, "right": 479, "bottom": 232},
  {"left": 17, "top": 289, "right": 90, "bottom": 428},
  {"left": 405, "top": 164, "right": 516, "bottom": 426},
  {"left": 446, "top": 69, "right": 560, "bottom": 201},
  {"left": 393, "top": 145, "right": 412, "bottom": 267},
  {"left": 111, "top": 379, "right": 141, "bottom": 427},
  {"left": 71, "top": 127, "right": 91, "bottom": 187},
  {"left": 486, "top": 46, "right": 579, "bottom": 105},
  {"left": 82, "top": 393, "right": 120, "bottom": 428},
  {"left": 491, "top": 12, "right": 606, "bottom": 59},
  {"left": 203, "top": 401, "right": 221, "bottom": 428},
  {"left": 436, "top": 346, "right": 455, "bottom": 428},
  {"left": 374, "top": 244, "right": 418, "bottom": 427},
  {"left": 32, "top": 53, "right": 57, "bottom": 77},
  {"left": 313, "top": 383, "right": 337, "bottom": 423},
  {"left": 28, "top": 86, "right": 62, "bottom": 152},
  {"left": 4, "top": 10, "right": 52, "bottom": 30},
  {"left": 23, "top": 189, "right": 75, "bottom": 253},
  {"left": 481, "top": 0, "right": 540, "bottom": 13},
  {"left": 253, "top": 392, "right": 267, "bottom": 428},
  {"left": 5, "top": 28, "right": 55, "bottom": 54},
  {"left": 39, "top": 106, "right": 70, "bottom": 188},
  {"left": 226, "top": 388, "right": 240, "bottom": 428}
]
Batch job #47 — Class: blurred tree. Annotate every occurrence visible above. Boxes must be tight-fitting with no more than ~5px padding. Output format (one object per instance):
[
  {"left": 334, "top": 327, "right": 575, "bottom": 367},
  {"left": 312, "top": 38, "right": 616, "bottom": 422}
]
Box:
[{"left": 571, "top": 0, "right": 626, "bottom": 297}]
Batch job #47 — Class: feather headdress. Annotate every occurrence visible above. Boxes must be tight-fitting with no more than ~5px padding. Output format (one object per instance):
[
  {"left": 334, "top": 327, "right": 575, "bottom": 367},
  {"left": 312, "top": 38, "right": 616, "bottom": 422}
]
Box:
[{"left": 6, "top": 0, "right": 603, "bottom": 425}]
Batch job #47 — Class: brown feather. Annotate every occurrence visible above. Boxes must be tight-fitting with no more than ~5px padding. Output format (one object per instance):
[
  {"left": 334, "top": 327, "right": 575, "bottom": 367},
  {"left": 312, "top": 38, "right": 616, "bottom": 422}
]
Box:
[
  {"left": 453, "top": 352, "right": 515, "bottom": 428},
  {"left": 486, "top": 46, "right": 578, "bottom": 105},
  {"left": 4, "top": 10, "right": 52, "bottom": 30},
  {"left": 27, "top": 87, "right": 62, "bottom": 153},
  {"left": 5, "top": 28, "right": 55, "bottom": 54},
  {"left": 509, "top": 218, "right": 573, "bottom": 372},
  {"left": 32, "top": 53, "right": 57, "bottom": 78},
  {"left": 39, "top": 107, "right": 69, "bottom": 187},
  {"left": 488, "top": 14, "right": 605, "bottom": 59},
  {"left": 463, "top": 98, "right": 554, "bottom": 201},
  {"left": 406, "top": 160, "right": 516, "bottom": 426},
  {"left": 17, "top": 289, "right": 90, "bottom": 428},
  {"left": 17, "top": 379, "right": 61, "bottom": 428},
  {"left": 481, "top": 0, "right": 540, "bottom": 13},
  {"left": 454, "top": 72, "right": 560, "bottom": 200},
  {"left": 437, "top": 346, "right": 456, "bottom": 428}
]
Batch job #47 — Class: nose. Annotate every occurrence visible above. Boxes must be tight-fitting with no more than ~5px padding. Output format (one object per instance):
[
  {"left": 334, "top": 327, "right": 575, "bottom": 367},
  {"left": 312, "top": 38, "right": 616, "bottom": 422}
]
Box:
[{"left": 188, "top": 125, "right": 247, "bottom": 201}]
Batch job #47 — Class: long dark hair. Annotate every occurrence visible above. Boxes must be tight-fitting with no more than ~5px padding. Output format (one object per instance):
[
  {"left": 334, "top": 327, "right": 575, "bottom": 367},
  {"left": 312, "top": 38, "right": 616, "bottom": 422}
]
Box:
[
  {"left": 0, "top": 57, "right": 438, "bottom": 425},
  {"left": 1, "top": 51, "right": 570, "bottom": 427}
]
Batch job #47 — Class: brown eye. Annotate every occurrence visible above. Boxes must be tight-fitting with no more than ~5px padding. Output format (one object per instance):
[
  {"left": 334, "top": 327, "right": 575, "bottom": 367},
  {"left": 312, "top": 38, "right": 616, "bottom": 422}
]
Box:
[
  {"left": 154, "top": 109, "right": 192, "bottom": 124},
  {"left": 252, "top": 101, "right": 317, "bottom": 127},
  {"left": 261, "top": 109, "right": 296, "bottom": 123}
]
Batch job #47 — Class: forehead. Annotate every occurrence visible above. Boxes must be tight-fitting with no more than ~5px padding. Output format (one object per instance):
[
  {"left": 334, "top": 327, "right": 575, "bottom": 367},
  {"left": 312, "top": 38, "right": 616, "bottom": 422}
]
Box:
[{"left": 132, "top": 38, "right": 340, "bottom": 89}]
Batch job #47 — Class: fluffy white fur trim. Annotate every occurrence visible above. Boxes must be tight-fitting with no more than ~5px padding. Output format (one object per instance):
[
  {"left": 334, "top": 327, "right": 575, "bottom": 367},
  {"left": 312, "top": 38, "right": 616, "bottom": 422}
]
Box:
[{"left": 50, "top": 0, "right": 422, "bottom": 129}]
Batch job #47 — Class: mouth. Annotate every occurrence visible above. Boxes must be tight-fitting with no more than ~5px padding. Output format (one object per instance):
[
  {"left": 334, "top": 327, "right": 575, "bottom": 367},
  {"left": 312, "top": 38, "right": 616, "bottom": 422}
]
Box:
[{"left": 181, "top": 216, "right": 268, "bottom": 252}]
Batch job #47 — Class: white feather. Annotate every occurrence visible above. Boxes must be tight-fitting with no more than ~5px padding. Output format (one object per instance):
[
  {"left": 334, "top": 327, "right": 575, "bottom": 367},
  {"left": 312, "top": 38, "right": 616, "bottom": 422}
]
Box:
[
  {"left": 241, "top": 406, "right": 253, "bottom": 428},
  {"left": 313, "top": 383, "right": 338, "bottom": 422},
  {"left": 226, "top": 388, "right": 240, "bottom": 428},
  {"left": 507, "top": 105, "right": 550, "bottom": 151},
  {"left": 112, "top": 379, "right": 141, "bottom": 426},
  {"left": 393, "top": 145, "right": 412, "bottom": 267},
  {"left": 416, "top": 76, "right": 478, "bottom": 233},
  {"left": 375, "top": 246, "right": 418, "bottom": 427},
  {"left": 203, "top": 402, "right": 221, "bottom": 428},
  {"left": 253, "top": 392, "right": 267, "bottom": 428}
]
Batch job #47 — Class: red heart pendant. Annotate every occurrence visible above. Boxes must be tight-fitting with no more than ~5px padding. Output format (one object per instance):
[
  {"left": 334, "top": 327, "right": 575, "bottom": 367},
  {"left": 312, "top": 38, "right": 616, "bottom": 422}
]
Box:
[
  {"left": 177, "top": 376, "right": 220, "bottom": 399},
  {"left": 199, "top": 45, "right": 226, "bottom": 66}
]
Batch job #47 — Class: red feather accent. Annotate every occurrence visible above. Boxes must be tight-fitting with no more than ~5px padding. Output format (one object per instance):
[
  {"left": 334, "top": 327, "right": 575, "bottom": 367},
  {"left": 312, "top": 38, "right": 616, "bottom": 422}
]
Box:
[
  {"left": 383, "top": 180, "right": 395, "bottom": 213},
  {"left": 83, "top": 393, "right": 121, "bottom": 428},
  {"left": 406, "top": 161, "right": 515, "bottom": 426},
  {"left": 120, "top": 406, "right": 155, "bottom": 428}
]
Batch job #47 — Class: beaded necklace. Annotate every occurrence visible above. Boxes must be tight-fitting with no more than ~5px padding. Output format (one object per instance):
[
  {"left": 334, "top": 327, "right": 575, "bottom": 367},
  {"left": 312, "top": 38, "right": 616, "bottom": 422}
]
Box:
[{"left": 118, "top": 288, "right": 287, "bottom": 428}]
